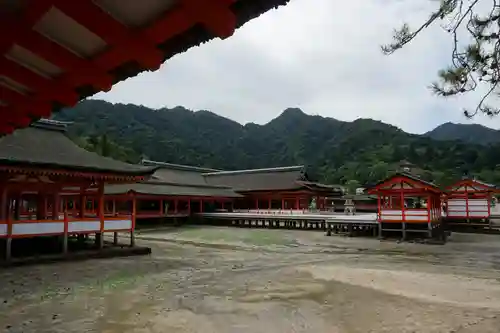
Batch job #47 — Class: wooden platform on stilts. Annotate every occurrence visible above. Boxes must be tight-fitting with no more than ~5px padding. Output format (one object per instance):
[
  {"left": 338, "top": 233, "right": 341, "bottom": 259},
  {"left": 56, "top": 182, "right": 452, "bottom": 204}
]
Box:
[{"left": 197, "top": 211, "right": 379, "bottom": 236}]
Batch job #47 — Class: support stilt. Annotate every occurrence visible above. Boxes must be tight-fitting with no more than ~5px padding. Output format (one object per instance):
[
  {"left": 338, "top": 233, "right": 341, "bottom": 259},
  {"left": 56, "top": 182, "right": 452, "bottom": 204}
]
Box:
[
  {"left": 63, "top": 234, "right": 68, "bottom": 254},
  {"left": 95, "top": 232, "right": 103, "bottom": 249},
  {"left": 5, "top": 238, "right": 11, "bottom": 261},
  {"left": 130, "top": 231, "right": 136, "bottom": 247}
]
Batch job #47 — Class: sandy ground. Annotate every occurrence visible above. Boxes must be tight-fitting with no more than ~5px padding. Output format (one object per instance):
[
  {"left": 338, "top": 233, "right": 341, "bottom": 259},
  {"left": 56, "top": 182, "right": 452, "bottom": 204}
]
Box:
[{"left": 1, "top": 227, "right": 500, "bottom": 332}]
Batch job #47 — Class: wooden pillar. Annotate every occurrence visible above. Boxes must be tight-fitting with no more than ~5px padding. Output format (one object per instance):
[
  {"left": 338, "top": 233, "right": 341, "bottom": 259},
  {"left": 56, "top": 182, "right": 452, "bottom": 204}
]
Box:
[
  {"left": 187, "top": 199, "right": 191, "bottom": 214},
  {"left": 13, "top": 194, "right": 20, "bottom": 221},
  {"left": 295, "top": 197, "right": 299, "bottom": 210},
  {"left": 53, "top": 193, "right": 60, "bottom": 220},
  {"left": 199, "top": 199, "right": 203, "bottom": 213},
  {"left": 72, "top": 197, "right": 77, "bottom": 218},
  {"left": 0, "top": 185, "right": 7, "bottom": 221},
  {"left": 400, "top": 190, "right": 406, "bottom": 240},
  {"left": 97, "top": 182, "right": 104, "bottom": 249},
  {"left": 2, "top": 187, "right": 11, "bottom": 260},
  {"left": 255, "top": 198, "right": 259, "bottom": 210},
  {"left": 428, "top": 195, "right": 433, "bottom": 222},
  {"left": 174, "top": 199, "right": 178, "bottom": 214},
  {"left": 465, "top": 192, "right": 470, "bottom": 221},
  {"left": 131, "top": 194, "right": 136, "bottom": 247},
  {"left": 377, "top": 195, "right": 381, "bottom": 222},
  {"left": 488, "top": 192, "right": 491, "bottom": 217},
  {"left": 112, "top": 198, "right": 118, "bottom": 245},
  {"left": 281, "top": 198, "right": 285, "bottom": 210},
  {"left": 268, "top": 198, "right": 271, "bottom": 210},
  {"left": 79, "top": 186, "right": 86, "bottom": 218},
  {"left": 63, "top": 211, "right": 69, "bottom": 254}
]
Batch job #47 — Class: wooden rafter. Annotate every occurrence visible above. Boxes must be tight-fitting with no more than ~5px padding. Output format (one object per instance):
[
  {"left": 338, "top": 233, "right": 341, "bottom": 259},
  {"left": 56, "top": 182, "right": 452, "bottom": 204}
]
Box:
[{"left": 0, "top": 0, "right": 237, "bottom": 134}]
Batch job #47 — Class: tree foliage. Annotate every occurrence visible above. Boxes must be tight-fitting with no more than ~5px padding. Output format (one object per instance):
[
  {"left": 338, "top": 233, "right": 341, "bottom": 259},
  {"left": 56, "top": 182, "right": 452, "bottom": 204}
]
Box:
[
  {"left": 382, "top": 0, "right": 500, "bottom": 117},
  {"left": 54, "top": 100, "right": 500, "bottom": 188}
]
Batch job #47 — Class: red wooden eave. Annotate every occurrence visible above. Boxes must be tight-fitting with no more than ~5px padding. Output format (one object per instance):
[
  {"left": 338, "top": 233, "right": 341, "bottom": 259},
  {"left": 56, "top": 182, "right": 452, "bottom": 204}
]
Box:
[
  {"left": 368, "top": 175, "right": 442, "bottom": 195},
  {"left": 0, "top": 0, "right": 237, "bottom": 134},
  {"left": 445, "top": 179, "right": 499, "bottom": 194}
]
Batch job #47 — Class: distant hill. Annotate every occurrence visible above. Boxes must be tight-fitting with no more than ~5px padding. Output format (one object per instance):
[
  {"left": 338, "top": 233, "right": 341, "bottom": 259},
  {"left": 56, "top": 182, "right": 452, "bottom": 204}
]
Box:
[
  {"left": 53, "top": 100, "right": 500, "bottom": 186},
  {"left": 425, "top": 122, "right": 500, "bottom": 145}
]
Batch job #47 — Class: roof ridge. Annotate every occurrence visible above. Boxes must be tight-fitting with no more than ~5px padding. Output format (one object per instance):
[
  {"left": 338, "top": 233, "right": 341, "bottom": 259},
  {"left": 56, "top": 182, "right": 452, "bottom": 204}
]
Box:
[
  {"left": 141, "top": 159, "right": 221, "bottom": 172},
  {"left": 31, "top": 119, "right": 73, "bottom": 132},
  {"left": 203, "top": 165, "right": 304, "bottom": 176},
  {"left": 143, "top": 179, "right": 234, "bottom": 189}
]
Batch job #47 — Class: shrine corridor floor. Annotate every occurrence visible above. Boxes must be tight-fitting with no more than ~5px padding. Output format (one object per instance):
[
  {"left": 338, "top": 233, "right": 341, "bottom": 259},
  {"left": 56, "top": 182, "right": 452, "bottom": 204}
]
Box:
[{"left": 1, "top": 227, "right": 500, "bottom": 333}]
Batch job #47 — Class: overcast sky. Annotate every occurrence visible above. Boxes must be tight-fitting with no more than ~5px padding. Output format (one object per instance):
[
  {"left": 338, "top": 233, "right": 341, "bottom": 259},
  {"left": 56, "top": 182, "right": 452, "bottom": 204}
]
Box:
[{"left": 94, "top": 0, "right": 500, "bottom": 134}]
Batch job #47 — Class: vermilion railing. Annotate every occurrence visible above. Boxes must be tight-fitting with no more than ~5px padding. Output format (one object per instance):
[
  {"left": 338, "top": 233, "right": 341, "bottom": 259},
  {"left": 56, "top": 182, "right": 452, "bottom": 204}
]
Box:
[{"left": 0, "top": 214, "right": 133, "bottom": 238}]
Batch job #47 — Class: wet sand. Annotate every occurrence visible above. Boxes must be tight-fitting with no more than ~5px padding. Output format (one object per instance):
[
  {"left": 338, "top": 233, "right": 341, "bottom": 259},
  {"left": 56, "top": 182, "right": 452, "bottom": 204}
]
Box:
[{"left": 1, "top": 227, "right": 500, "bottom": 332}]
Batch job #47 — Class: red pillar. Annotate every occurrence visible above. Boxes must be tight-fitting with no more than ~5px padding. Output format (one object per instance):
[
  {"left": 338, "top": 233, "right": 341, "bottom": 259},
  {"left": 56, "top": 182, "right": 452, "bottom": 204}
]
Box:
[
  {"left": 268, "top": 198, "right": 271, "bottom": 210},
  {"left": 255, "top": 198, "right": 259, "bottom": 210},
  {"left": 187, "top": 199, "right": 191, "bottom": 214},
  {"left": 79, "top": 187, "right": 86, "bottom": 218},
  {"left": 465, "top": 192, "right": 469, "bottom": 219},
  {"left": 281, "top": 198, "right": 285, "bottom": 210},
  {"left": 427, "top": 195, "right": 431, "bottom": 222},
  {"left": 400, "top": 190, "right": 405, "bottom": 222},
  {"left": 295, "top": 197, "right": 299, "bottom": 210},
  {"left": 488, "top": 193, "right": 491, "bottom": 217},
  {"left": 174, "top": 199, "right": 178, "bottom": 214},
  {"left": 52, "top": 193, "right": 60, "bottom": 220},
  {"left": 377, "top": 194, "right": 381, "bottom": 222},
  {"left": 199, "top": 199, "right": 203, "bottom": 213},
  {"left": 98, "top": 182, "right": 105, "bottom": 233},
  {"left": 131, "top": 195, "right": 137, "bottom": 230}
]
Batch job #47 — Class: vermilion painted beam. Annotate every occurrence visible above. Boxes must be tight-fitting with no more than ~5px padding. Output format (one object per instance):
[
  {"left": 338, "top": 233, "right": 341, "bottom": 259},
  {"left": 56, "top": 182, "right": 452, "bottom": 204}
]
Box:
[
  {"left": 0, "top": 86, "right": 27, "bottom": 105},
  {"left": 0, "top": 0, "right": 238, "bottom": 133},
  {"left": 54, "top": 0, "right": 164, "bottom": 70},
  {"left": 0, "top": 1, "right": 53, "bottom": 55},
  {"left": 0, "top": 58, "right": 77, "bottom": 106},
  {"left": 14, "top": 30, "right": 113, "bottom": 90},
  {"left": 0, "top": 0, "right": 111, "bottom": 128},
  {"left": 0, "top": 84, "right": 53, "bottom": 119}
]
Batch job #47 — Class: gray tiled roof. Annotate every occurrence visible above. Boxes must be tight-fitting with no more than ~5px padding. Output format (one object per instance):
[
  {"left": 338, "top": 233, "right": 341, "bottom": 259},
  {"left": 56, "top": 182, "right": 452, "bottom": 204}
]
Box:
[
  {"left": 105, "top": 181, "right": 242, "bottom": 198},
  {"left": 203, "top": 166, "right": 308, "bottom": 192},
  {"left": 0, "top": 119, "right": 155, "bottom": 176},
  {"left": 142, "top": 160, "right": 219, "bottom": 186},
  {"left": 106, "top": 160, "right": 240, "bottom": 198}
]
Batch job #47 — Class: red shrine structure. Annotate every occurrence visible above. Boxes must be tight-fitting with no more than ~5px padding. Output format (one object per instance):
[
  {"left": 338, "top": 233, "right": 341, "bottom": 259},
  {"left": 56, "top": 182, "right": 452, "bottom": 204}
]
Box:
[
  {"left": 368, "top": 172, "right": 443, "bottom": 239},
  {"left": 105, "top": 160, "right": 242, "bottom": 219},
  {"left": 105, "top": 161, "right": 344, "bottom": 220},
  {"left": 204, "top": 166, "right": 343, "bottom": 211},
  {"left": 0, "top": 119, "right": 157, "bottom": 260},
  {"left": 444, "top": 178, "right": 498, "bottom": 224},
  {"left": 0, "top": 0, "right": 290, "bottom": 134}
]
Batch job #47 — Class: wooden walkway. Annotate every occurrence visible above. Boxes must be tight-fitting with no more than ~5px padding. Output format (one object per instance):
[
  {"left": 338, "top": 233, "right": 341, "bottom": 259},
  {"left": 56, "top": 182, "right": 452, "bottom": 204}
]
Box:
[{"left": 197, "top": 211, "right": 378, "bottom": 236}]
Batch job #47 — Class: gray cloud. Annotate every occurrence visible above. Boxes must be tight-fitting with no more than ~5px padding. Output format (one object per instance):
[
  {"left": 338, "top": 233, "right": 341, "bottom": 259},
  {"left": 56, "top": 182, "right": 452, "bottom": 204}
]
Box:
[{"left": 94, "top": 0, "right": 500, "bottom": 133}]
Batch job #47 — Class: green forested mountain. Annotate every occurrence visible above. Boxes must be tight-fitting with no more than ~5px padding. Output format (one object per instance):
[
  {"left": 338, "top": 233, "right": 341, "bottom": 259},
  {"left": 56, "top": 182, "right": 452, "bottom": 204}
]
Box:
[
  {"left": 425, "top": 122, "right": 500, "bottom": 145},
  {"left": 53, "top": 100, "right": 500, "bottom": 187}
]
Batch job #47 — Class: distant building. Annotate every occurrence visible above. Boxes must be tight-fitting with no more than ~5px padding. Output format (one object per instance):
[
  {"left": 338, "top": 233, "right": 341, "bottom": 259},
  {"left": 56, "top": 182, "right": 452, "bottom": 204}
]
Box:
[{"left": 355, "top": 187, "right": 366, "bottom": 195}]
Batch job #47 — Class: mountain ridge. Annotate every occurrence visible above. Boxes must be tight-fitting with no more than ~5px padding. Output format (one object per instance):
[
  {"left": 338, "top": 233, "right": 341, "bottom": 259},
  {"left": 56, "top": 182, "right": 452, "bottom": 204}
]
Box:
[{"left": 53, "top": 100, "right": 500, "bottom": 186}]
